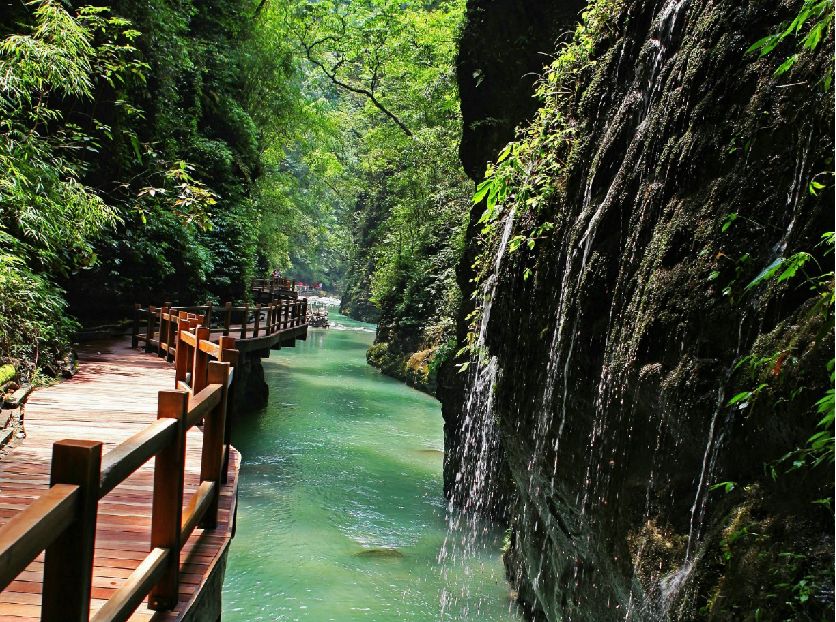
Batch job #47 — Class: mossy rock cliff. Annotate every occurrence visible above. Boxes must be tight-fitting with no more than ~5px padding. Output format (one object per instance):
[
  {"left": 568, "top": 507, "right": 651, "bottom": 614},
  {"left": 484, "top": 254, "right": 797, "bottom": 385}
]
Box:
[{"left": 446, "top": 0, "right": 834, "bottom": 620}]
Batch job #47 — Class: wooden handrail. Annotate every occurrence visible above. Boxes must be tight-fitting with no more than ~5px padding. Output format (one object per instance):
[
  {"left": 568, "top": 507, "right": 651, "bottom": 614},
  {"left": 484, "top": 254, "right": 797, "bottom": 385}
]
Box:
[
  {"left": 0, "top": 292, "right": 312, "bottom": 618},
  {"left": 0, "top": 311, "right": 242, "bottom": 620},
  {"left": 0, "top": 293, "right": 314, "bottom": 621},
  {"left": 198, "top": 338, "right": 221, "bottom": 359},
  {"left": 90, "top": 547, "right": 169, "bottom": 622},
  {"left": 100, "top": 418, "right": 178, "bottom": 496},
  {"left": 186, "top": 384, "right": 223, "bottom": 428},
  {"left": 179, "top": 329, "right": 197, "bottom": 347},
  {"left": 133, "top": 295, "right": 309, "bottom": 353},
  {"left": 0, "top": 484, "right": 79, "bottom": 590}
]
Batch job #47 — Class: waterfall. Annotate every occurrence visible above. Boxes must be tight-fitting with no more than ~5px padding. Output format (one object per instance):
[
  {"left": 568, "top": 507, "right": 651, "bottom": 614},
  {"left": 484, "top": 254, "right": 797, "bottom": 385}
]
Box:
[{"left": 439, "top": 208, "right": 516, "bottom": 619}]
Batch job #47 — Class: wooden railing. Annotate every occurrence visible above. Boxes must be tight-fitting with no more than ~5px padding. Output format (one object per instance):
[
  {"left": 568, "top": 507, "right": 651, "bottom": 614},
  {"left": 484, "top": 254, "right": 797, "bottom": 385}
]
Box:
[
  {"left": 132, "top": 298, "right": 308, "bottom": 350},
  {"left": 252, "top": 276, "right": 295, "bottom": 293},
  {"left": 0, "top": 323, "right": 238, "bottom": 622}
]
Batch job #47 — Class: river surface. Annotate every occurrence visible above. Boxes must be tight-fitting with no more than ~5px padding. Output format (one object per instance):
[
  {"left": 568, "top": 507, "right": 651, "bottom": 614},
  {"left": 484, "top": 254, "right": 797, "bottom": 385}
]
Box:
[{"left": 222, "top": 313, "right": 520, "bottom": 621}]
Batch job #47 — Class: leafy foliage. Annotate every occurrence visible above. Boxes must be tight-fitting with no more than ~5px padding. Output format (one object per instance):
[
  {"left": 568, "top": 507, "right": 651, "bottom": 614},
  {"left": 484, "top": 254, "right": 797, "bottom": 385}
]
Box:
[
  {"left": 0, "top": 254, "right": 78, "bottom": 380},
  {"left": 0, "top": 0, "right": 307, "bottom": 375},
  {"left": 0, "top": 1, "right": 144, "bottom": 378},
  {"left": 747, "top": 0, "right": 834, "bottom": 88},
  {"left": 290, "top": 0, "right": 470, "bottom": 386}
]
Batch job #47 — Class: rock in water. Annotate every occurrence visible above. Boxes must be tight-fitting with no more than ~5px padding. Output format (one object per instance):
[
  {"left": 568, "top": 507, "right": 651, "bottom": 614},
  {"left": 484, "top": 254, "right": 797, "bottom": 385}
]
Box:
[{"left": 354, "top": 547, "right": 404, "bottom": 559}]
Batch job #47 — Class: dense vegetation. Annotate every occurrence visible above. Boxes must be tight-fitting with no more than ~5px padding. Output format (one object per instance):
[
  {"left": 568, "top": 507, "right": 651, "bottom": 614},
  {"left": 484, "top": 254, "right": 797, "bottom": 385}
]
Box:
[
  {"left": 303, "top": 0, "right": 471, "bottom": 391},
  {"left": 0, "top": 0, "right": 469, "bottom": 390},
  {"left": 1, "top": 0, "right": 300, "bottom": 379}
]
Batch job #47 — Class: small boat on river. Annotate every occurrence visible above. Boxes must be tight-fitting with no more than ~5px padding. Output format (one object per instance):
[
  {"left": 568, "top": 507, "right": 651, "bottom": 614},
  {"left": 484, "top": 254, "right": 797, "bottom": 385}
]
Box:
[{"left": 308, "top": 307, "right": 330, "bottom": 328}]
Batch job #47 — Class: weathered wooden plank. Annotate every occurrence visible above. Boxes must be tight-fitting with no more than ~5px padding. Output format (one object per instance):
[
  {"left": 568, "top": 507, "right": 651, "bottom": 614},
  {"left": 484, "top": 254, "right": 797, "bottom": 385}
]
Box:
[{"left": 0, "top": 339, "right": 239, "bottom": 622}]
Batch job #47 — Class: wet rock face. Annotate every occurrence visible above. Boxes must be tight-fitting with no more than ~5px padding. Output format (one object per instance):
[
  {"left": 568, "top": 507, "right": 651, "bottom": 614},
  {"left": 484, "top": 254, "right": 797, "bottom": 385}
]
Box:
[
  {"left": 441, "top": 0, "right": 586, "bottom": 500},
  {"left": 450, "top": 0, "right": 834, "bottom": 620},
  {"left": 366, "top": 322, "right": 438, "bottom": 393}
]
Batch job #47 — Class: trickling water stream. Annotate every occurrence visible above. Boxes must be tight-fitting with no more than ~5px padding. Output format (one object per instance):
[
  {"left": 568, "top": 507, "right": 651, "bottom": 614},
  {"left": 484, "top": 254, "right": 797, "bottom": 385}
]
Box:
[{"left": 222, "top": 313, "right": 520, "bottom": 621}]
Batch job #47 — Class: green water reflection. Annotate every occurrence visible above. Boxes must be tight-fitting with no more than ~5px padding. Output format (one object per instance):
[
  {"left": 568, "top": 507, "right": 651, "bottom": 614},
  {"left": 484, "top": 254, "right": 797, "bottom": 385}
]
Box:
[{"left": 222, "top": 313, "right": 518, "bottom": 621}]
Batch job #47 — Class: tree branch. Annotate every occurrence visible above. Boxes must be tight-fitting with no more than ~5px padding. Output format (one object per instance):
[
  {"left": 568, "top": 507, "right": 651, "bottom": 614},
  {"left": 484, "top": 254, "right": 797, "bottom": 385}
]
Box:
[
  {"left": 301, "top": 41, "right": 413, "bottom": 137},
  {"left": 253, "top": 0, "right": 268, "bottom": 18}
]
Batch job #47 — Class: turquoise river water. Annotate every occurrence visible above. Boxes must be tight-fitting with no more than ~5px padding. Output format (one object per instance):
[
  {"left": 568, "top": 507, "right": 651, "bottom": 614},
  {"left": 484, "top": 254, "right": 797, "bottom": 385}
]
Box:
[{"left": 222, "top": 313, "right": 520, "bottom": 621}]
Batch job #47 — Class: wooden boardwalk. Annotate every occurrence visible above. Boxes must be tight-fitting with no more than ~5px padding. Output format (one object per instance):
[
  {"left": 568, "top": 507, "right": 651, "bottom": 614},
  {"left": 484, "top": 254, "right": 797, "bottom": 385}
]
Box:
[{"left": 0, "top": 339, "right": 239, "bottom": 622}]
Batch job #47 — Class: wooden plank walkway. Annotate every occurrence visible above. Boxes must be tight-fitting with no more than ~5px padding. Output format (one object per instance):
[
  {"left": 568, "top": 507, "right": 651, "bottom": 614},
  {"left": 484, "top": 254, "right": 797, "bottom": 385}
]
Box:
[{"left": 0, "top": 339, "right": 239, "bottom": 622}]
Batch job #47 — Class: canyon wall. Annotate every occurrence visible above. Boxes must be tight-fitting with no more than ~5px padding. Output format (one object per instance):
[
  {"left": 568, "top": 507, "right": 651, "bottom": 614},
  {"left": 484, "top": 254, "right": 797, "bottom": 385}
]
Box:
[{"left": 446, "top": 0, "right": 835, "bottom": 619}]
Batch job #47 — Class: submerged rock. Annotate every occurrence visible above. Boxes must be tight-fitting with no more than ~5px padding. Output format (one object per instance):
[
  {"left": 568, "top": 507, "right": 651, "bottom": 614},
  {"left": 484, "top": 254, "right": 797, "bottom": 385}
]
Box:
[
  {"left": 415, "top": 448, "right": 444, "bottom": 456},
  {"left": 354, "top": 547, "right": 405, "bottom": 559}
]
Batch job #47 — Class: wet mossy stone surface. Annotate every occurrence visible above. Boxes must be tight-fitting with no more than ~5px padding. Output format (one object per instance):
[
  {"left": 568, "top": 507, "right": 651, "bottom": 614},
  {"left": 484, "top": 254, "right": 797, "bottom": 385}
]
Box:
[{"left": 447, "top": 0, "right": 834, "bottom": 620}]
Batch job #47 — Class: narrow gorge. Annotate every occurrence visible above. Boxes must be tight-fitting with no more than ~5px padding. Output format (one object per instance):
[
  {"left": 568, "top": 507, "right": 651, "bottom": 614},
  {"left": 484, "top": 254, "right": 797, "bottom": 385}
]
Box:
[{"left": 0, "top": 0, "right": 831, "bottom": 620}]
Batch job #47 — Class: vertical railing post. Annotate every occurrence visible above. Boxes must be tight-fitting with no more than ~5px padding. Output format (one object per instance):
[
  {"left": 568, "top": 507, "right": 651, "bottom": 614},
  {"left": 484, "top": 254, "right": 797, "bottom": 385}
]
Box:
[
  {"left": 174, "top": 317, "right": 190, "bottom": 388},
  {"left": 158, "top": 305, "right": 169, "bottom": 358},
  {"left": 223, "top": 302, "right": 232, "bottom": 337},
  {"left": 264, "top": 302, "right": 270, "bottom": 335},
  {"left": 240, "top": 304, "right": 249, "bottom": 339},
  {"left": 192, "top": 326, "right": 211, "bottom": 393},
  {"left": 149, "top": 390, "right": 188, "bottom": 611},
  {"left": 206, "top": 303, "right": 213, "bottom": 328},
  {"left": 156, "top": 306, "right": 167, "bottom": 356},
  {"left": 187, "top": 314, "right": 200, "bottom": 330},
  {"left": 219, "top": 338, "right": 238, "bottom": 484},
  {"left": 132, "top": 303, "right": 141, "bottom": 349},
  {"left": 200, "top": 361, "right": 230, "bottom": 529},
  {"left": 144, "top": 306, "right": 156, "bottom": 353},
  {"left": 166, "top": 307, "right": 176, "bottom": 363},
  {"left": 253, "top": 303, "right": 262, "bottom": 337},
  {"left": 42, "top": 439, "right": 103, "bottom": 622}
]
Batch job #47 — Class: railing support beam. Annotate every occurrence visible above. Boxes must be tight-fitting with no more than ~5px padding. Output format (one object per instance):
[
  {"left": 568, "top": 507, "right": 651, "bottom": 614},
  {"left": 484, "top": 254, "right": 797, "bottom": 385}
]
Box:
[
  {"left": 148, "top": 390, "right": 188, "bottom": 611},
  {"left": 200, "top": 361, "right": 229, "bottom": 529},
  {"left": 42, "top": 439, "right": 103, "bottom": 622}
]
